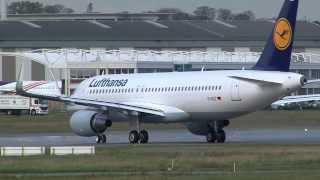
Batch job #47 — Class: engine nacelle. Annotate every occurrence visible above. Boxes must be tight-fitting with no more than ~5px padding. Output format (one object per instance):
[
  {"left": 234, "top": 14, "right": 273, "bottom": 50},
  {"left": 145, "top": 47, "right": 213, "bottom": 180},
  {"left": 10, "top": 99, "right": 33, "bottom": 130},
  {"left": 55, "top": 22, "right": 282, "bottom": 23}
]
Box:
[
  {"left": 186, "top": 120, "right": 230, "bottom": 136},
  {"left": 186, "top": 122, "right": 209, "bottom": 136},
  {"left": 70, "top": 110, "right": 110, "bottom": 137}
]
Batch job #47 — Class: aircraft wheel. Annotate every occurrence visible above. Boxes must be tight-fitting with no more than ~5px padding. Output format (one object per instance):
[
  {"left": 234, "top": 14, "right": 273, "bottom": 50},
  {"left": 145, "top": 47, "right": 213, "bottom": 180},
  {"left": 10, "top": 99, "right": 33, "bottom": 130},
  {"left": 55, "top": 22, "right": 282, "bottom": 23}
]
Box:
[
  {"left": 101, "top": 134, "right": 107, "bottom": 144},
  {"left": 96, "top": 134, "right": 107, "bottom": 144},
  {"left": 129, "top": 130, "right": 139, "bottom": 144},
  {"left": 206, "top": 132, "right": 216, "bottom": 143},
  {"left": 139, "top": 130, "right": 149, "bottom": 144},
  {"left": 96, "top": 135, "right": 101, "bottom": 144},
  {"left": 216, "top": 130, "right": 226, "bottom": 143}
]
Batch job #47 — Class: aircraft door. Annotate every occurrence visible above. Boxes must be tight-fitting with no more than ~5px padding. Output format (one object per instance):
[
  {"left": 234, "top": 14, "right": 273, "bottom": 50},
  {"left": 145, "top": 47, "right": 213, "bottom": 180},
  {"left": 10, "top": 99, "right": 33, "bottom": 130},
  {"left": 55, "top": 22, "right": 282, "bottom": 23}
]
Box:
[
  {"left": 137, "top": 85, "right": 145, "bottom": 99},
  {"left": 231, "top": 80, "right": 241, "bottom": 101}
]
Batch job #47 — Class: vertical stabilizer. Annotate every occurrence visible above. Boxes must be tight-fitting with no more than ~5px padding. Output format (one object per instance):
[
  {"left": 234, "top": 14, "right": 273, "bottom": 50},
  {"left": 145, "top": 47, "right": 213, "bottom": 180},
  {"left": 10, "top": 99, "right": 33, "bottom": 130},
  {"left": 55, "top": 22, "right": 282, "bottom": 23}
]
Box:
[{"left": 253, "top": 0, "right": 299, "bottom": 72}]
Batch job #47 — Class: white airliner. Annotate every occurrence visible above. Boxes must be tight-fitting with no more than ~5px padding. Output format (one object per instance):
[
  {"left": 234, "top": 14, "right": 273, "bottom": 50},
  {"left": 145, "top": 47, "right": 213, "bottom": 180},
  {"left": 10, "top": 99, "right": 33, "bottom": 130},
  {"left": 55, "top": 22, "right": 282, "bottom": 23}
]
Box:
[
  {"left": 272, "top": 94, "right": 320, "bottom": 108},
  {"left": 14, "top": 0, "right": 303, "bottom": 144},
  {"left": 271, "top": 79, "right": 320, "bottom": 108}
]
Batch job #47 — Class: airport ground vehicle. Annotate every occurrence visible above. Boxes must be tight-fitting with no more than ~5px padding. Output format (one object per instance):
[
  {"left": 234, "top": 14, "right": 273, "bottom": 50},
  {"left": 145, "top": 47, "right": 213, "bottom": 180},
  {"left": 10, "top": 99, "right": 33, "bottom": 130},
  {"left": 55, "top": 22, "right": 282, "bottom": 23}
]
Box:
[{"left": 0, "top": 95, "right": 48, "bottom": 115}]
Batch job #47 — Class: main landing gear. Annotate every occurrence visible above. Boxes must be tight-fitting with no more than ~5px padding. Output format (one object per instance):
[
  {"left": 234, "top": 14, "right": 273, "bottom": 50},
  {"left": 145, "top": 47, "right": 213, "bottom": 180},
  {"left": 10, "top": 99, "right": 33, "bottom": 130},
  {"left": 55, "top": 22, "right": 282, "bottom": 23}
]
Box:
[
  {"left": 129, "top": 129, "right": 149, "bottom": 144},
  {"left": 129, "top": 113, "right": 149, "bottom": 144},
  {"left": 206, "top": 120, "right": 230, "bottom": 144}
]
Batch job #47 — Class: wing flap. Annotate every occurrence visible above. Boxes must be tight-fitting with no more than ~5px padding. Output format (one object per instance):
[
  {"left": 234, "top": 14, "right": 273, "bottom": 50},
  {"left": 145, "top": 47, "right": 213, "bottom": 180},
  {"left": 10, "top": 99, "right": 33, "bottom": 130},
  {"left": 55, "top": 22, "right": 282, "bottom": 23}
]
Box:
[
  {"left": 123, "top": 102, "right": 189, "bottom": 121},
  {"left": 61, "top": 97, "right": 166, "bottom": 117}
]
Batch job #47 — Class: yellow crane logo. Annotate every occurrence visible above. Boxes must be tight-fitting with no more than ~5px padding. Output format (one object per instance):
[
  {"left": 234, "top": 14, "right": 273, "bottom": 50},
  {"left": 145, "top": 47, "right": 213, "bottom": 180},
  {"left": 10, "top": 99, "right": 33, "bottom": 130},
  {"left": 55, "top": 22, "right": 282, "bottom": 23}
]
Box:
[{"left": 273, "top": 18, "right": 293, "bottom": 51}]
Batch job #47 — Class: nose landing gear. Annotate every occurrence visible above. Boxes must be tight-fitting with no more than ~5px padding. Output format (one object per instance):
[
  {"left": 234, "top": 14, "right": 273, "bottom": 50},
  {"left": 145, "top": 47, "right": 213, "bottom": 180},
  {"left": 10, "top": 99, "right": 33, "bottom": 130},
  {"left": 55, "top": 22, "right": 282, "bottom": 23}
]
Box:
[
  {"left": 96, "top": 119, "right": 112, "bottom": 144},
  {"left": 96, "top": 134, "right": 107, "bottom": 144}
]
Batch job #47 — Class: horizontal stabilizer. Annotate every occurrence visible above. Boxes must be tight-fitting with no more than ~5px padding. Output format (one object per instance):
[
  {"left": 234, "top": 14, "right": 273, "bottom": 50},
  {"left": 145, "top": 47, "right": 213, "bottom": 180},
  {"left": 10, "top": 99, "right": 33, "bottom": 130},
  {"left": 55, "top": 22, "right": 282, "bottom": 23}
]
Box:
[
  {"left": 305, "top": 79, "right": 320, "bottom": 85},
  {"left": 229, "top": 75, "right": 283, "bottom": 85}
]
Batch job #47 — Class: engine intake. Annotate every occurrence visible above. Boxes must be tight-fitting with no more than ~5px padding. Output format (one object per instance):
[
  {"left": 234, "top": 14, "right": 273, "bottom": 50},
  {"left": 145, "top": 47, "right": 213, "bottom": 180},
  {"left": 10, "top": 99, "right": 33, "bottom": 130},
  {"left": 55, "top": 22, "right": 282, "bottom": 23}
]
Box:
[{"left": 70, "top": 110, "right": 110, "bottom": 137}]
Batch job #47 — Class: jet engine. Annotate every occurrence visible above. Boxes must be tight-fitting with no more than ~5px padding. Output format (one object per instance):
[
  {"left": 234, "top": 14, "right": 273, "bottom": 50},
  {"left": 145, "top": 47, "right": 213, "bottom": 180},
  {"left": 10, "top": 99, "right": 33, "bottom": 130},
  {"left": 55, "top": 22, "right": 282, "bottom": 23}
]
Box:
[
  {"left": 70, "top": 110, "right": 111, "bottom": 137},
  {"left": 186, "top": 122, "right": 210, "bottom": 136},
  {"left": 186, "top": 120, "right": 230, "bottom": 136}
]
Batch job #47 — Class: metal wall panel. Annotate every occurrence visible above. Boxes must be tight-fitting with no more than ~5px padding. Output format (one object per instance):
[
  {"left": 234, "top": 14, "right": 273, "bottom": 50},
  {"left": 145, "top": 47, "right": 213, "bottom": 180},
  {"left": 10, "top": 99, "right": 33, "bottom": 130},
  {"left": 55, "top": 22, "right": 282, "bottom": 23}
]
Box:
[
  {"left": 31, "top": 61, "right": 45, "bottom": 80},
  {"left": 2, "top": 56, "right": 16, "bottom": 81}
]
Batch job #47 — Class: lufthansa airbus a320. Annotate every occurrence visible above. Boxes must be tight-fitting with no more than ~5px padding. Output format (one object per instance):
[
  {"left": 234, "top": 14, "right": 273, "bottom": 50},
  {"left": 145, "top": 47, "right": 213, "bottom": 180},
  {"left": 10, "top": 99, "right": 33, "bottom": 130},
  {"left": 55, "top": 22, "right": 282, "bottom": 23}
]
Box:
[{"left": 14, "top": 0, "right": 304, "bottom": 144}]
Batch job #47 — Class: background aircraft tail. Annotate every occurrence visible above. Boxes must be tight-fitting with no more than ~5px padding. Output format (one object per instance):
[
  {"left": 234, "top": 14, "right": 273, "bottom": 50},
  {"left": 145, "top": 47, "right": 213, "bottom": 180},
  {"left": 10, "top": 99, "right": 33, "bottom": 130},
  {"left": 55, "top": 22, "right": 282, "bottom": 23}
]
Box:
[{"left": 253, "top": 0, "right": 299, "bottom": 72}]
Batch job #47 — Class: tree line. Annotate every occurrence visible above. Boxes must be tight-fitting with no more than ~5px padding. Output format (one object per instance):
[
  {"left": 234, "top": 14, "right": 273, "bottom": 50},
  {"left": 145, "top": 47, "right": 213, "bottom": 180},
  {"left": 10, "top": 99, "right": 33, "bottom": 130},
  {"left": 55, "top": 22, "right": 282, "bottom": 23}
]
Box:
[
  {"left": 152, "top": 7, "right": 255, "bottom": 21},
  {"left": 8, "top": 1, "right": 74, "bottom": 14},
  {"left": 7, "top": 1, "right": 255, "bottom": 21}
]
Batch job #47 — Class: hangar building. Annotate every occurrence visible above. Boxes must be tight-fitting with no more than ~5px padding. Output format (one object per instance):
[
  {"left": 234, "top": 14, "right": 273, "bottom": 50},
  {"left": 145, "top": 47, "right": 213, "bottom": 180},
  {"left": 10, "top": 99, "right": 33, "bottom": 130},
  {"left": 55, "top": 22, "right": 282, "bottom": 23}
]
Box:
[{"left": 0, "top": 13, "right": 320, "bottom": 95}]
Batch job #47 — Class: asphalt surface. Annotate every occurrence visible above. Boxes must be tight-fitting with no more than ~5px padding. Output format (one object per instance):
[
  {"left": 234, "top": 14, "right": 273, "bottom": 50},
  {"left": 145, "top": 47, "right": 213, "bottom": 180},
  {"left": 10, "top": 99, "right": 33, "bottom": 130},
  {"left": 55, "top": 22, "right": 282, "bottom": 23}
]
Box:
[{"left": 0, "top": 128, "right": 320, "bottom": 146}]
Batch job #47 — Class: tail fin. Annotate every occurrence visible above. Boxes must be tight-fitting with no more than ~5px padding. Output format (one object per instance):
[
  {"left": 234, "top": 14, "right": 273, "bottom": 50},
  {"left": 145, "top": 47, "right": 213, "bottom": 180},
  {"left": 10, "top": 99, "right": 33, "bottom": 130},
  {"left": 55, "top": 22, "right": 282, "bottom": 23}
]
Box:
[{"left": 253, "top": 0, "right": 299, "bottom": 72}]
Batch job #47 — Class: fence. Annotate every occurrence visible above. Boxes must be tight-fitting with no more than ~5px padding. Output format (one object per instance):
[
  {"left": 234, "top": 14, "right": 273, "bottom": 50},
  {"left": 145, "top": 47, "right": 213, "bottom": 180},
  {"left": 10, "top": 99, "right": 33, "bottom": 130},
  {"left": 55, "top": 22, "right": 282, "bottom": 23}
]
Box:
[{"left": 0, "top": 146, "right": 95, "bottom": 157}]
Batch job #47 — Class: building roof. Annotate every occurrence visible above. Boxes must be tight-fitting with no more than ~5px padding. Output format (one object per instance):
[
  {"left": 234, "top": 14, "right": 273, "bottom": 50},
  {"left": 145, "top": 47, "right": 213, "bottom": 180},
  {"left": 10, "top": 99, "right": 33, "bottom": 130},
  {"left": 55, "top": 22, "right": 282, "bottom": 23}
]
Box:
[
  {"left": 0, "top": 20, "right": 319, "bottom": 48},
  {"left": 7, "top": 13, "right": 171, "bottom": 21}
]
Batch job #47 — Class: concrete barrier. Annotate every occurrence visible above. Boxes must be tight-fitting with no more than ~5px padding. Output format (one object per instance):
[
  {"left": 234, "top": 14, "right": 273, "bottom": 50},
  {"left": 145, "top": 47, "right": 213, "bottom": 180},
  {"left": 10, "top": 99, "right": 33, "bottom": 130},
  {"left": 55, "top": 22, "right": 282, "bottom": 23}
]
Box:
[
  {"left": 0, "top": 147, "right": 45, "bottom": 156},
  {"left": 50, "top": 146, "right": 95, "bottom": 156}
]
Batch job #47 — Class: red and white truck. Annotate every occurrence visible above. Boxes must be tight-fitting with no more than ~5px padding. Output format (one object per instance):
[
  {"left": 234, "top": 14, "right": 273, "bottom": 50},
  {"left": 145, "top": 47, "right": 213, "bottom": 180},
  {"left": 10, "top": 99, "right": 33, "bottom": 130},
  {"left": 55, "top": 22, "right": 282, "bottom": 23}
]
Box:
[{"left": 0, "top": 95, "right": 48, "bottom": 115}]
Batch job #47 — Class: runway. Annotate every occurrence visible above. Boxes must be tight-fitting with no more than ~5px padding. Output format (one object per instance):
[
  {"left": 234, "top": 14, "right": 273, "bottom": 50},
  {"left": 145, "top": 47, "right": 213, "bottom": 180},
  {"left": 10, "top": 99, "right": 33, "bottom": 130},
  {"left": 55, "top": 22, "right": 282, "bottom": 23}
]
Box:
[{"left": 0, "top": 128, "right": 320, "bottom": 146}]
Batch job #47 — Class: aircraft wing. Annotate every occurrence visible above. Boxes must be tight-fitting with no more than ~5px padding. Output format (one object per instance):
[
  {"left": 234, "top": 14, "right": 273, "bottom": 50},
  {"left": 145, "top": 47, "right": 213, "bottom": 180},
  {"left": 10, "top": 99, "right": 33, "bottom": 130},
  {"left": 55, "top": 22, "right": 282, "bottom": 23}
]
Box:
[
  {"left": 60, "top": 97, "right": 166, "bottom": 117},
  {"left": 15, "top": 81, "right": 184, "bottom": 117},
  {"left": 0, "top": 81, "right": 16, "bottom": 93},
  {"left": 0, "top": 81, "right": 62, "bottom": 95},
  {"left": 305, "top": 79, "right": 320, "bottom": 85},
  {"left": 272, "top": 94, "right": 320, "bottom": 106}
]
